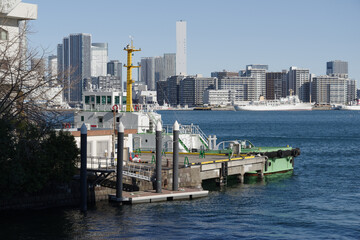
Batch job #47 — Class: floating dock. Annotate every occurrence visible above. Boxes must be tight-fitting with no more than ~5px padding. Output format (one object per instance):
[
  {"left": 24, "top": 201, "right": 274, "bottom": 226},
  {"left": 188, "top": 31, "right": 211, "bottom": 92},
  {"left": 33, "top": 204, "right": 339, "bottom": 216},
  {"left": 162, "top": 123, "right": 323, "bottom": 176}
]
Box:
[{"left": 109, "top": 188, "right": 208, "bottom": 204}]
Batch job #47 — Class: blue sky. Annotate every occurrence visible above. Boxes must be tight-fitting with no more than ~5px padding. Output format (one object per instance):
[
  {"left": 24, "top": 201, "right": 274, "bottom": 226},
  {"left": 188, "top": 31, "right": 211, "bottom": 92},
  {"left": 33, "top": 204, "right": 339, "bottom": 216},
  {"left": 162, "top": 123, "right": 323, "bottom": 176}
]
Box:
[{"left": 29, "top": 0, "right": 360, "bottom": 86}]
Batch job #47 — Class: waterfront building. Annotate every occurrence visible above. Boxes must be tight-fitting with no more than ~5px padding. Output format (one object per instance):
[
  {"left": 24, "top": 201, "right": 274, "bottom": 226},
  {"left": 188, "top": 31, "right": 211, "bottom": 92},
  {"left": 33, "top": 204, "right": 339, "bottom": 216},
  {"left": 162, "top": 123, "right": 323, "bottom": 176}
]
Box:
[
  {"left": 246, "top": 64, "right": 268, "bottom": 71},
  {"left": 326, "top": 60, "right": 348, "bottom": 78},
  {"left": 167, "top": 75, "right": 183, "bottom": 106},
  {"left": 218, "top": 76, "right": 255, "bottom": 101},
  {"left": 203, "top": 89, "right": 232, "bottom": 105},
  {"left": 347, "top": 79, "right": 357, "bottom": 103},
  {"left": 312, "top": 75, "right": 348, "bottom": 104},
  {"left": 211, "top": 70, "right": 239, "bottom": 78},
  {"left": 179, "top": 76, "right": 217, "bottom": 106},
  {"left": 240, "top": 65, "right": 267, "bottom": 100},
  {"left": 91, "top": 43, "right": 108, "bottom": 77},
  {"left": 156, "top": 80, "right": 168, "bottom": 105},
  {"left": 357, "top": 89, "right": 360, "bottom": 100},
  {"left": 176, "top": 20, "right": 187, "bottom": 75},
  {"left": 266, "top": 71, "right": 287, "bottom": 99},
  {"left": 288, "top": 67, "right": 310, "bottom": 102}
]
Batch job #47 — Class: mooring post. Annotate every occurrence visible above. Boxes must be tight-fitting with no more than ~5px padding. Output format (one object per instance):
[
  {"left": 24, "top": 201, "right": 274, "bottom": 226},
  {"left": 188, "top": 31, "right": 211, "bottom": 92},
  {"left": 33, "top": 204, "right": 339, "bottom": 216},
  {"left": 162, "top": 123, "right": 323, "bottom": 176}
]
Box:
[
  {"left": 156, "top": 121, "right": 162, "bottom": 193},
  {"left": 173, "top": 121, "right": 179, "bottom": 191},
  {"left": 116, "top": 122, "right": 124, "bottom": 200},
  {"left": 80, "top": 123, "right": 87, "bottom": 212}
]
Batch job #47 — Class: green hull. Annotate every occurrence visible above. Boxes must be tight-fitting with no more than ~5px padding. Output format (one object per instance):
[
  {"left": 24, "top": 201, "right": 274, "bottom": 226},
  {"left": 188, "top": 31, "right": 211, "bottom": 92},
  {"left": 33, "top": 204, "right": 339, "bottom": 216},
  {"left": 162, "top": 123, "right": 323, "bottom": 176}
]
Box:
[{"left": 241, "top": 146, "right": 297, "bottom": 175}]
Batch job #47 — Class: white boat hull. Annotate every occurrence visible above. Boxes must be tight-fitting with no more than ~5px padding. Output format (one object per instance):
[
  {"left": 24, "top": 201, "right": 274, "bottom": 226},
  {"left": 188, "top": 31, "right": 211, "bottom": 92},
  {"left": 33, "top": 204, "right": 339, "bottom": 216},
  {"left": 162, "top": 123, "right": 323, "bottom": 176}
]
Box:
[{"left": 234, "top": 104, "right": 312, "bottom": 111}]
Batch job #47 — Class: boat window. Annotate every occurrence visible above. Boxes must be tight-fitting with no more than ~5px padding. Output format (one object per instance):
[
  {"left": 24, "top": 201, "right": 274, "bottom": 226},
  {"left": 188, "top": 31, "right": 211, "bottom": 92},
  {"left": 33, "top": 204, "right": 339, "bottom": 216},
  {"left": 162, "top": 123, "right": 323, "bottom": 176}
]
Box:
[
  {"left": 81, "top": 116, "right": 84, "bottom": 121},
  {"left": 98, "top": 117, "right": 103, "bottom": 123},
  {"left": 116, "top": 117, "right": 119, "bottom": 123}
]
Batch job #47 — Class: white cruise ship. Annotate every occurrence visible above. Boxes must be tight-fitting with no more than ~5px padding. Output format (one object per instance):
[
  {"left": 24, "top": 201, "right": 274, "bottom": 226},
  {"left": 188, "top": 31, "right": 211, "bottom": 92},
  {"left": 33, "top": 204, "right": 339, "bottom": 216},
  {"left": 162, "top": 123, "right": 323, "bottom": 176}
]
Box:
[{"left": 234, "top": 95, "right": 312, "bottom": 111}]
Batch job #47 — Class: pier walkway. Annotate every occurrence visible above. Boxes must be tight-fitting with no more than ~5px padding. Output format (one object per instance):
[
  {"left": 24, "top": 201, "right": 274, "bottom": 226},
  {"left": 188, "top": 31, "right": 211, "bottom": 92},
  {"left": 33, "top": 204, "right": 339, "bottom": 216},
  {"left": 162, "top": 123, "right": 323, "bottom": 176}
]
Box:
[{"left": 83, "top": 152, "right": 267, "bottom": 185}]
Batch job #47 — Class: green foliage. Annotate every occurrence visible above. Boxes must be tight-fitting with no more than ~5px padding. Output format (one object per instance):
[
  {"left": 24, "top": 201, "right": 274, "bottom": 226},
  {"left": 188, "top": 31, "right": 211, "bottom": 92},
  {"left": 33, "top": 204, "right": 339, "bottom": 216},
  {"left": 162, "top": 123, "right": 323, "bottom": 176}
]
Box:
[{"left": 0, "top": 119, "right": 79, "bottom": 198}]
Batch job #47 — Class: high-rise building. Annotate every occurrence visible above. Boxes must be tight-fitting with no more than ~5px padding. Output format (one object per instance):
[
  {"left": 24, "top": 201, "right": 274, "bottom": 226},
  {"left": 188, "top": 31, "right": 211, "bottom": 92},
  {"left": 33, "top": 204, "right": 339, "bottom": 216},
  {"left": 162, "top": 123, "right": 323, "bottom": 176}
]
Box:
[
  {"left": 107, "top": 60, "right": 122, "bottom": 78},
  {"left": 163, "top": 53, "right": 176, "bottom": 80},
  {"left": 156, "top": 80, "right": 168, "bottom": 105},
  {"left": 180, "top": 76, "right": 217, "bottom": 106},
  {"left": 326, "top": 60, "right": 348, "bottom": 78},
  {"left": 107, "top": 60, "right": 122, "bottom": 90},
  {"left": 48, "top": 55, "right": 57, "bottom": 82},
  {"left": 312, "top": 76, "right": 348, "bottom": 104},
  {"left": 176, "top": 20, "right": 187, "bottom": 75},
  {"left": 211, "top": 70, "right": 239, "bottom": 78},
  {"left": 91, "top": 75, "right": 121, "bottom": 91},
  {"left": 241, "top": 65, "right": 267, "bottom": 100},
  {"left": 154, "top": 56, "right": 163, "bottom": 82},
  {"left": 246, "top": 64, "right": 268, "bottom": 70},
  {"left": 58, "top": 33, "right": 91, "bottom": 104},
  {"left": 288, "top": 67, "right": 310, "bottom": 102},
  {"left": 218, "top": 76, "right": 255, "bottom": 101},
  {"left": 141, "top": 54, "right": 174, "bottom": 90},
  {"left": 347, "top": 79, "right": 357, "bottom": 103},
  {"left": 266, "top": 71, "right": 287, "bottom": 99},
  {"left": 91, "top": 43, "right": 108, "bottom": 77},
  {"left": 167, "top": 75, "right": 183, "bottom": 106},
  {"left": 141, "top": 57, "right": 155, "bottom": 90}
]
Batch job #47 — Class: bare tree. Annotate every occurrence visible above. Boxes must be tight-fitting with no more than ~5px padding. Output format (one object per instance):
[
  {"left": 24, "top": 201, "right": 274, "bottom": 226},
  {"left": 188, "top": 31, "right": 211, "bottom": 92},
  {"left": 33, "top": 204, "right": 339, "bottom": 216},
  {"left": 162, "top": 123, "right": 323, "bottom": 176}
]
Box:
[{"left": 0, "top": 19, "right": 74, "bottom": 127}]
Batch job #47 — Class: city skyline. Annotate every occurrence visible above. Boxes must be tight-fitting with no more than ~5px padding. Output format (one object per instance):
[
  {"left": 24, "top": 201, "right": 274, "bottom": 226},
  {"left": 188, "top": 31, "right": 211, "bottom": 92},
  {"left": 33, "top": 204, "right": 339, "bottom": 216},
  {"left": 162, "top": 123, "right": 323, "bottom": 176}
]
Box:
[{"left": 29, "top": 0, "right": 360, "bottom": 87}]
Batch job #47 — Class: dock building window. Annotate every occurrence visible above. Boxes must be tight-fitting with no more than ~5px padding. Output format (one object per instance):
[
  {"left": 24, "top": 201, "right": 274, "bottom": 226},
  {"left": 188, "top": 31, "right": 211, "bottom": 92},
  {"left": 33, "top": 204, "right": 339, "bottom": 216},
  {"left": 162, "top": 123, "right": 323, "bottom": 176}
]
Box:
[
  {"left": 102, "top": 96, "right": 106, "bottom": 104},
  {"left": 85, "top": 96, "right": 90, "bottom": 104},
  {"left": 0, "top": 28, "right": 8, "bottom": 41},
  {"left": 107, "top": 96, "right": 111, "bottom": 104},
  {"left": 115, "top": 96, "right": 119, "bottom": 104},
  {"left": 96, "top": 96, "right": 100, "bottom": 104}
]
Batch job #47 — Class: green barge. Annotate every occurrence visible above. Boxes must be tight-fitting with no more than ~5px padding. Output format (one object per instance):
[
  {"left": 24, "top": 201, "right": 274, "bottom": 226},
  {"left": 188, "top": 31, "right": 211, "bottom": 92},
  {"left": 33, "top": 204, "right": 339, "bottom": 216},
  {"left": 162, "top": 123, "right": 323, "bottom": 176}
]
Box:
[{"left": 205, "top": 140, "right": 300, "bottom": 175}]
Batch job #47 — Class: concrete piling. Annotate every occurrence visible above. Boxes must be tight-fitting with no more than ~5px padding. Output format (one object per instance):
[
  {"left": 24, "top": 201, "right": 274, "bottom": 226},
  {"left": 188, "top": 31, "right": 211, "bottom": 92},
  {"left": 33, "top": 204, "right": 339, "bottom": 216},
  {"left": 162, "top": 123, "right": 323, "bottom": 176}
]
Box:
[
  {"left": 173, "top": 121, "right": 179, "bottom": 191},
  {"left": 116, "top": 122, "right": 124, "bottom": 200},
  {"left": 80, "top": 123, "right": 87, "bottom": 212},
  {"left": 156, "top": 122, "right": 162, "bottom": 193}
]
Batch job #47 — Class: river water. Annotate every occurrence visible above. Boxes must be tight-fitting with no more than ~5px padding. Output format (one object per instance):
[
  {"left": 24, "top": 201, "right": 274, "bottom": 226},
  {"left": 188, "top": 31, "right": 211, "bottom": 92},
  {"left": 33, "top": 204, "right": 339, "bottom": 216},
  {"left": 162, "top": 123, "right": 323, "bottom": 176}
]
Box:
[{"left": 1, "top": 110, "right": 359, "bottom": 239}]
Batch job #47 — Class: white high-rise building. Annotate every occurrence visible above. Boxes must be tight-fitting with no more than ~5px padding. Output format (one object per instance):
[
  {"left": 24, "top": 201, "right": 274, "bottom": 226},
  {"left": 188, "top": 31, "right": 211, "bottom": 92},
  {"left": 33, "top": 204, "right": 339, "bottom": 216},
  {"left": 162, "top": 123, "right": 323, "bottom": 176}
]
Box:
[
  {"left": 176, "top": 20, "right": 187, "bottom": 75},
  {"left": 91, "top": 43, "right": 108, "bottom": 77}
]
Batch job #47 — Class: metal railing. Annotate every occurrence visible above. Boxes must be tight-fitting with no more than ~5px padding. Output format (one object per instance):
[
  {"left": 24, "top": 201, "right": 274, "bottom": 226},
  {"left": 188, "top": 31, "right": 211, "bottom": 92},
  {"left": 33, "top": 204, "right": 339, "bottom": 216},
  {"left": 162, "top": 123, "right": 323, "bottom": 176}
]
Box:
[
  {"left": 77, "top": 156, "right": 154, "bottom": 181},
  {"left": 123, "top": 162, "right": 154, "bottom": 181}
]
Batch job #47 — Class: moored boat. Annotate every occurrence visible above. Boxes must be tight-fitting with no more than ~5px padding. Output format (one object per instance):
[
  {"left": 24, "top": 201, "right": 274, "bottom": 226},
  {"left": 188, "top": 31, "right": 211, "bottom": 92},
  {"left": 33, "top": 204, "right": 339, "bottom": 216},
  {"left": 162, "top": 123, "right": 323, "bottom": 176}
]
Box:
[{"left": 234, "top": 95, "right": 312, "bottom": 111}]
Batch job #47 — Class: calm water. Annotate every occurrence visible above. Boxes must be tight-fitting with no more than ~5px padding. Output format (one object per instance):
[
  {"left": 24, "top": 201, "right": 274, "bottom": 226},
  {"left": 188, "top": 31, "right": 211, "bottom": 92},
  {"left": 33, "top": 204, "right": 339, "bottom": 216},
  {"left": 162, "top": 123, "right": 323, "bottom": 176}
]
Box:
[{"left": 1, "top": 111, "right": 360, "bottom": 239}]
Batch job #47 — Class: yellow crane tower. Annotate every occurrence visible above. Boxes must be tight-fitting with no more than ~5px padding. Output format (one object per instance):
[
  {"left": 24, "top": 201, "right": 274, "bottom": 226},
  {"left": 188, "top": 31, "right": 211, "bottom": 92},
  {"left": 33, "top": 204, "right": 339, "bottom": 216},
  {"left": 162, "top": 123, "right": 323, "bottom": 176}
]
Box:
[{"left": 124, "top": 39, "right": 141, "bottom": 112}]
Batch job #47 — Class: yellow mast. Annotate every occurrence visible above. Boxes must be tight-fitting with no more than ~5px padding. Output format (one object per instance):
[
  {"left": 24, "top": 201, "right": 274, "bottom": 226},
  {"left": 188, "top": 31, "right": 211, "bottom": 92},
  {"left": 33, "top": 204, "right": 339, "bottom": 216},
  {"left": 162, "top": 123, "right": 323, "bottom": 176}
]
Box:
[{"left": 124, "top": 39, "right": 141, "bottom": 112}]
